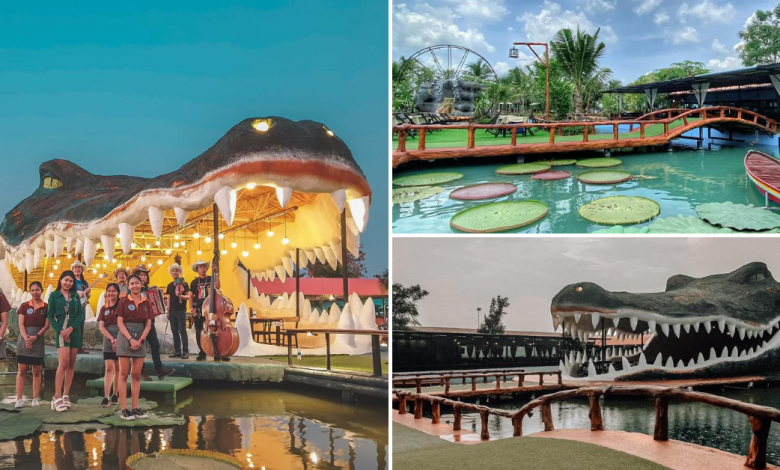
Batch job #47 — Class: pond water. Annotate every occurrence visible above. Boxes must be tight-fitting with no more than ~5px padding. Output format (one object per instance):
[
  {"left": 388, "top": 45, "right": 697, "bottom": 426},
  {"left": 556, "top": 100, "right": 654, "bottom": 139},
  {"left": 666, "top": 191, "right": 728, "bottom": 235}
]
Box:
[
  {"left": 392, "top": 142, "right": 780, "bottom": 234},
  {"left": 447, "top": 385, "right": 780, "bottom": 466},
  {"left": 0, "top": 367, "right": 388, "bottom": 469}
]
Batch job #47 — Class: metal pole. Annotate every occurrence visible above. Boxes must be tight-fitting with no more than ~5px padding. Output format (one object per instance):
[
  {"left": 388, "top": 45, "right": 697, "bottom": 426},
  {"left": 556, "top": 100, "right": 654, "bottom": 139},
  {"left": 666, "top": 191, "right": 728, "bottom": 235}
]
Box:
[
  {"left": 477, "top": 307, "right": 481, "bottom": 331},
  {"left": 545, "top": 44, "right": 551, "bottom": 122},
  {"left": 24, "top": 271, "right": 28, "bottom": 291},
  {"left": 295, "top": 248, "right": 300, "bottom": 319},
  {"left": 341, "top": 211, "right": 349, "bottom": 305}
]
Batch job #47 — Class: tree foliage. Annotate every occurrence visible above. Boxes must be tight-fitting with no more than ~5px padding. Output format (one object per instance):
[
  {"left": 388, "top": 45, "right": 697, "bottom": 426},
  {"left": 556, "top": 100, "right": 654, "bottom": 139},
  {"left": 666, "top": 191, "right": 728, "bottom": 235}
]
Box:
[
  {"left": 478, "top": 295, "right": 510, "bottom": 334},
  {"left": 622, "top": 61, "right": 711, "bottom": 112},
  {"left": 392, "top": 283, "right": 428, "bottom": 331},
  {"left": 550, "top": 27, "right": 612, "bottom": 115},
  {"left": 738, "top": 5, "right": 780, "bottom": 66}
]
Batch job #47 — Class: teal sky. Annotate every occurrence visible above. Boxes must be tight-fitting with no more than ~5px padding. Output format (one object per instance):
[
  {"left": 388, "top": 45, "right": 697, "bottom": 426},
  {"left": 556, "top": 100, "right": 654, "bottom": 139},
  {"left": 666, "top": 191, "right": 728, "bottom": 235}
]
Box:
[{"left": 0, "top": 1, "right": 388, "bottom": 275}]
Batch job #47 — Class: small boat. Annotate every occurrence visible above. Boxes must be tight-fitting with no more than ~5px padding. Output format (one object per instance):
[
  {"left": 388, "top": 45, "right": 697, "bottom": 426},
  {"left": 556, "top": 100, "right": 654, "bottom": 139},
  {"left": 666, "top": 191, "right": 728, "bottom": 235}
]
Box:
[{"left": 744, "top": 150, "right": 780, "bottom": 206}]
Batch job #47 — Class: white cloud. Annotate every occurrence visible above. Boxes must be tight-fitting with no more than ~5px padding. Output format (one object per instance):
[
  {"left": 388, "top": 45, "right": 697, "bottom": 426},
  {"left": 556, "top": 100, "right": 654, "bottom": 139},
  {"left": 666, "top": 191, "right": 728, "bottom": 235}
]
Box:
[
  {"left": 507, "top": 26, "right": 514, "bottom": 32},
  {"left": 518, "top": 0, "right": 618, "bottom": 44},
  {"left": 493, "top": 61, "right": 511, "bottom": 75},
  {"left": 707, "top": 56, "right": 741, "bottom": 70},
  {"left": 578, "top": 0, "right": 617, "bottom": 13},
  {"left": 677, "top": 1, "right": 736, "bottom": 24},
  {"left": 670, "top": 25, "right": 699, "bottom": 44},
  {"left": 711, "top": 38, "right": 729, "bottom": 54},
  {"left": 441, "top": 0, "right": 509, "bottom": 25},
  {"left": 654, "top": 11, "right": 670, "bottom": 24},
  {"left": 393, "top": 2, "right": 495, "bottom": 57},
  {"left": 634, "top": 0, "right": 663, "bottom": 16}
]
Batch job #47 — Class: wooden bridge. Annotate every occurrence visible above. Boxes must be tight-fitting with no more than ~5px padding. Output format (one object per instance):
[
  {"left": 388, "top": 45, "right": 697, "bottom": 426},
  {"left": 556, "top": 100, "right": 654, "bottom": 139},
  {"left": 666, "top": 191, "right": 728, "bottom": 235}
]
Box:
[
  {"left": 392, "top": 106, "right": 779, "bottom": 168},
  {"left": 393, "top": 384, "right": 780, "bottom": 469},
  {"left": 393, "top": 369, "right": 564, "bottom": 398}
]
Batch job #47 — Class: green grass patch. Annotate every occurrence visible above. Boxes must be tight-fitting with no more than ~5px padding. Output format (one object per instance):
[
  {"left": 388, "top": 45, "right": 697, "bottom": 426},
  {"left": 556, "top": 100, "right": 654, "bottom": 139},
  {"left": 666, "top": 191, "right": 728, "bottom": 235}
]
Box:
[
  {"left": 393, "top": 424, "right": 671, "bottom": 470},
  {"left": 260, "top": 354, "right": 388, "bottom": 375}
]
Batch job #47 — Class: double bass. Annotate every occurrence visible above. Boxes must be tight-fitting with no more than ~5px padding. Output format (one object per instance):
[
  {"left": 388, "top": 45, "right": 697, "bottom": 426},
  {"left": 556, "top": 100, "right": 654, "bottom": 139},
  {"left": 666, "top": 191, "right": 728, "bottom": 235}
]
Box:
[{"left": 200, "top": 255, "right": 239, "bottom": 360}]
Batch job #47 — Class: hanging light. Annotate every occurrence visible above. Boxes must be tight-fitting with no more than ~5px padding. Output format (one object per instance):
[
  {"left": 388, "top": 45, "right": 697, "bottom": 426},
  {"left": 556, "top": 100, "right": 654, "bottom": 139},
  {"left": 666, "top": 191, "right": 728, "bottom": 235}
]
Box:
[
  {"left": 205, "top": 236, "right": 212, "bottom": 244},
  {"left": 155, "top": 240, "right": 161, "bottom": 246},
  {"left": 231, "top": 241, "right": 237, "bottom": 249},
  {"left": 131, "top": 242, "right": 137, "bottom": 249},
  {"left": 174, "top": 234, "right": 180, "bottom": 240},
  {"left": 165, "top": 249, "right": 172, "bottom": 255},
  {"left": 267, "top": 221, "right": 274, "bottom": 237},
  {"left": 282, "top": 219, "right": 289, "bottom": 245},
  {"left": 67, "top": 254, "right": 72, "bottom": 259},
  {"left": 197, "top": 249, "right": 202, "bottom": 255},
  {"left": 49, "top": 272, "right": 54, "bottom": 278},
  {"left": 157, "top": 259, "right": 163, "bottom": 265},
  {"left": 141, "top": 256, "right": 146, "bottom": 262},
  {"left": 218, "top": 233, "right": 225, "bottom": 240},
  {"left": 242, "top": 250, "right": 249, "bottom": 257},
  {"left": 247, "top": 182, "right": 257, "bottom": 189},
  {"left": 254, "top": 229, "right": 260, "bottom": 250},
  {"left": 173, "top": 242, "right": 179, "bottom": 248},
  {"left": 55, "top": 259, "right": 61, "bottom": 265},
  {"left": 193, "top": 232, "right": 200, "bottom": 239},
  {"left": 221, "top": 249, "right": 228, "bottom": 255}
]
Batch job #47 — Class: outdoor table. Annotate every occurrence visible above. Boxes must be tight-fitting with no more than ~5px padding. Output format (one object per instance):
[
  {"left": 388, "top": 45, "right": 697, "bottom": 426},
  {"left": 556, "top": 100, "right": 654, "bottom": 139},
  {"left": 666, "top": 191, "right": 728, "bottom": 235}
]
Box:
[
  {"left": 250, "top": 317, "right": 300, "bottom": 345},
  {"left": 285, "top": 328, "right": 386, "bottom": 377}
]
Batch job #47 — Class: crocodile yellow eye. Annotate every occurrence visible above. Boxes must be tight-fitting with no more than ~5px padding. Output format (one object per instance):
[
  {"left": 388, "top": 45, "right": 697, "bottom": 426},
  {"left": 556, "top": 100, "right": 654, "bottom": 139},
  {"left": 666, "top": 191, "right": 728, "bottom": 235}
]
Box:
[
  {"left": 576, "top": 286, "right": 583, "bottom": 292},
  {"left": 252, "top": 119, "right": 271, "bottom": 132},
  {"left": 323, "top": 125, "right": 334, "bottom": 137},
  {"left": 43, "top": 177, "right": 63, "bottom": 189}
]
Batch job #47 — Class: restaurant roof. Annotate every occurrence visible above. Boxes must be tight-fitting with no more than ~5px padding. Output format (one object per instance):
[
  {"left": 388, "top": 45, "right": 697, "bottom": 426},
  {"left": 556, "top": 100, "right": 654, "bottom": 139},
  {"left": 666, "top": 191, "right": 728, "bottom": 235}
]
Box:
[{"left": 406, "top": 326, "right": 562, "bottom": 338}]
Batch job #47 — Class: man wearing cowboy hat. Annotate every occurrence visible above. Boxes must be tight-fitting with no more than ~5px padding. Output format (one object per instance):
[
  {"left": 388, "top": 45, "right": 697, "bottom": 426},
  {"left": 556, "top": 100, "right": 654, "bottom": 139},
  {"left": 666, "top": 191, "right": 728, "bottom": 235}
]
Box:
[
  {"left": 165, "top": 263, "right": 191, "bottom": 359},
  {"left": 130, "top": 264, "right": 174, "bottom": 380},
  {"left": 190, "top": 259, "right": 220, "bottom": 361},
  {"left": 114, "top": 266, "right": 130, "bottom": 298}
]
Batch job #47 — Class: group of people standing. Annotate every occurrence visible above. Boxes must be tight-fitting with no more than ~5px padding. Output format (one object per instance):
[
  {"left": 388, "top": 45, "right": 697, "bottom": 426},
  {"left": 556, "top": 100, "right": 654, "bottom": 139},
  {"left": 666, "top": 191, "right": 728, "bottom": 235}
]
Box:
[{"left": 0, "top": 258, "right": 220, "bottom": 421}]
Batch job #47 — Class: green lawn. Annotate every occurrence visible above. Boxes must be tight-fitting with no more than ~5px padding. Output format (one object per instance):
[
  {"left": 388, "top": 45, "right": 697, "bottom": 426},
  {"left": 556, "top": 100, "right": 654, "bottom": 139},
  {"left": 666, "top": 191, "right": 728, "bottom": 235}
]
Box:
[
  {"left": 393, "top": 118, "right": 699, "bottom": 150},
  {"left": 260, "top": 354, "right": 388, "bottom": 375},
  {"left": 393, "top": 424, "right": 671, "bottom": 470}
]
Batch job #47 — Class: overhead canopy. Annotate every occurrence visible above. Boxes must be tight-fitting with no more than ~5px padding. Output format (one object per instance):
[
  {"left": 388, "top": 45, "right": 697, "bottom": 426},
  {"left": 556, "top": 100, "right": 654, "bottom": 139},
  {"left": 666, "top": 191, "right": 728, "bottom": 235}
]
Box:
[{"left": 604, "top": 63, "right": 780, "bottom": 95}]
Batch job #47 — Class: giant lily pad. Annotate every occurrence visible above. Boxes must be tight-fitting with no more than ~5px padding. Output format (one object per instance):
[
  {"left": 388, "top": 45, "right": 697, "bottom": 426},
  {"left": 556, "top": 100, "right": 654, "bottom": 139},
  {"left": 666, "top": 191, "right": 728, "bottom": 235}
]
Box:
[
  {"left": 537, "top": 159, "right": 577, "bottom": 166},
  {"left": 577, "top": 170, "right": 631, "bottom": 184},
  {"left": 579, "top": 196, "right": 660, "bottom": 225},
  {"left": 591, "top": 225, "right": 650, "bottom": 234},
  {"left": 23, "top": 404, "right": 115, "bottom": 424},
  {"left": 533, "top": 171, "right": 571, "bottom": 181},
  {"left": 127, "top": 450, "right": 244, "bottom": 470},
  {"left": 576, "top": 158, "right": 623, "bottom": 168},
  {"left": 648, "top": 215, "right": 736, "bottom": 234},
  {"left": 495, "top": 163, "right": 551, "bottom": 175},
  {"left": 392, "top": 186, "right": 445, "bottom": 203},
  {"left": 38, "top": 422, "right": 111, "bottom": 433},
  {"left": 99, "top": 413, "right": 185, "bottom": 428},
  {"left": 393, "top": 172, "right": 463, "bottom": 187},
  {"left": 695, "top": 202, "right": 780, "bottom": 231},
  {"left": 450, "top": 200, "right": 548, "bottom": 233},
  {"left": 450, "top": 183, "right": 516, "bottom": 200},
  {"left": 0, "top": 413, "right": 42, "bottom": 441},
  {"left": 77, "top": 397, "right": 159, "bottom": 411}
]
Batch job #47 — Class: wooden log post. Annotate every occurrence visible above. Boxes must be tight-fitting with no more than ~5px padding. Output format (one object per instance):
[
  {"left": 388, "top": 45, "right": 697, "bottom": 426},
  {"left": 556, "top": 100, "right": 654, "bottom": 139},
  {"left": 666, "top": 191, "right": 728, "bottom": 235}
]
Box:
[
  {"left": 480, "top": 410, "right": 491, "bottom": 440},
  {"left": 431, "top": 401, "right": 441, "bottom": 424},
  {"left": 397, "top": 129, "right": 407, "bottom": 152},
  {"left": 495, "top": 375, "right": 502, "bottom": 389},
  {"left": 613, "top": 123, "right": 618, "bottom": 141},
  {"left": 683, "top": 116, "right": 688, "bottom": 126},
  {"left": 467, "top": 125, "right": 475, "bottom": 148},
  {"left": 414, "top": 398, "right": 423, "bottom": 419},
  {"left": 471, "top": 377, "right": 477, "bottom": 391},
  {"left": 511, "top": 127, "right": 517, "bottom": 146},
  {"left": 557, "top": 372, "right": 562, "bottom": 385},
  {"left": 583, "top": 124, "right": 589, "bottom": 143},
  {"left": 663, "top": 122, "right": 669, "bottom": 136},
  {"left": 588, "top": 394, "right": 604, "bottom": 431},
  {"left": 445, "top": 378, "right": 451, "bottom": 394},
  {"left": 738, "top": 109, "right": 743, "bottom": 120},
  {"left": 653, "top": 397, "right": 669, "bottom": 441},
  {"left": 416, "top": 379, "right": 422, "bottom": 394},
  {"left": 398, "top": 395, "right": 407, "bottom": 414},
  {"left": 453, "top": 406, "right": 462, "bottom": 431},
  {"left": 539, "top": 373, "right": 544, "bottom": 386},
  {"left": 418, "top": 129, "right": 426, "bottom": 151},
  {"left": 549, "top": 126, "right": 556, "bottom": 144},
  {"left": 541, "top": 402, "right": 554, "bottom": 431},
  {"left": 720, "top": 108, "right": 725, "bottom": 118},
  {"left": 745, "top": 416, "right": 771, "bottom": 469},
  {"left": 512, "top": 415, "right": 523, "bottom": 437},
  {"left": 640, "top": 123, "right": 645, "bottom": 139}
]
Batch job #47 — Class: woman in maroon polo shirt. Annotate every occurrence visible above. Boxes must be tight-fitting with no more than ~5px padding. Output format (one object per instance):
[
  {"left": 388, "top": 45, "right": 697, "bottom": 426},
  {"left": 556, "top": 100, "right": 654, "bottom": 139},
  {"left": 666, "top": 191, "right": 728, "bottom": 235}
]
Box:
[
  {"left": 98, "top": 283, "right": 121, "bottom": 407},
  {"left": 0, "top": 290, "right": 9, "bottom": 361},
  {"left": 115, "top": 275, "right": 151, "bottom": 421},
  {"left": 15, "top": 281, "right": 50, "bottom": 408}
]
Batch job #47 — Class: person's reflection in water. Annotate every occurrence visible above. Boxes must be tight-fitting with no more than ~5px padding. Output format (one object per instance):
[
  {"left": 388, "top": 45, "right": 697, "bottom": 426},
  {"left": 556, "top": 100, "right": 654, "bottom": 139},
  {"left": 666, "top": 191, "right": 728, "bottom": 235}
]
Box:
[
  {"left": 170, "top": 417, "right": 190, "bottom": 450},
  {"left": 101, "top": 429, "right": 121, "bottom": 469},
  {"left": 13, "top": 435, "right": 42, "bottom": 468}
]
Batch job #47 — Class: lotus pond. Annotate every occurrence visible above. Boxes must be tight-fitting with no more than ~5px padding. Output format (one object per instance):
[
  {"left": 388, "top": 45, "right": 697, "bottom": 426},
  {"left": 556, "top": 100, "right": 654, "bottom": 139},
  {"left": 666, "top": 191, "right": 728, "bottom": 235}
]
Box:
[
  {"left": 0, "top": 362, "right": 388, "bottom": 469},
  {"left": 392, "top": 143, "right": 780, "bottom": 234}
]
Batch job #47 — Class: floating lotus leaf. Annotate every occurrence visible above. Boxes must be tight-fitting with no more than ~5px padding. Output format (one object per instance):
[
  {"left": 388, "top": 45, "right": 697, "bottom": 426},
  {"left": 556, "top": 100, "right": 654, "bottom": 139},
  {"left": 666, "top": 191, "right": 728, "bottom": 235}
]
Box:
[
  {"left": 495, "top": 163, "right": 551, "bottom": 175},
  {"left": 576, "top": 158, "right": 623, "bottom": 168},
  {"left": 450, "top": 183, "right": 516, "bottom": 200},
  {"left": 392, "top": 172, "right": 463, "bottom": 187},
  {"left": 579, "top": 196, "right": 660, "bottom": 225},
  {"left": 591, "top": 225, "right": 650, "bottom": 234},
  {"left": 0, "top": 413, "right": 42, "bottom": 441},
  {"left": 450, "top": 200, "right": 548, "bottom": 233},
  {"left": 38, "top": 422, "right": 111, "bottom": 433},
  {"left": 577, "top": 170, "right": 631, "bottom": 184},
  {"left": 695, "top": 202, "right": 780, "bottom": 231},
  {"left": 647, "top": 215, "right": 736, "bottom": 234},
  {"left": 77, "top": 397, "right": 159, "bottom": 411},
  {"left": 127, "top": 450, "right": 244, "bottom": 470},
  {"left": 20, "top": 404, "right": 115, "bottom": 424},
  {"left": 392, "top": 186, "right": 445, "bottom": 204},
  {"left": 533, "top": 171, "right": 571, "bottom": 181},
  {"left": 0, "top": 403, "right": 22, "bottom": 412},
  {"left": 537, "top": 159, "right": 577, "bottom": 166},
  {"left": 99, "top": 413, "right": 185, "bottom": 428}
]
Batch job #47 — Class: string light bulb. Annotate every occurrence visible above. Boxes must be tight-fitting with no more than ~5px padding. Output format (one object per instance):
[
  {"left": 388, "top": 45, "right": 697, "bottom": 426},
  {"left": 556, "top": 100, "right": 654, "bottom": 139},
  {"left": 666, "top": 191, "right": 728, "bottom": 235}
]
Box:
[
  {"left": 205, "top": 236, "right": 212, "bottom": 244},
  {"left": 282, "top": 219, "right": 289, "bottom": 245},
  {"left": 242, "top": 250, "right": 249, "bottom": 257},
  {"left": 193, "top": 233, "right": 200, "bottom": 239},
  {"left": 221, "top": 249, "right": 228, "bottom": 255},
  {"left": 218, "top": 233, "right": 224, "bottom": 240}
]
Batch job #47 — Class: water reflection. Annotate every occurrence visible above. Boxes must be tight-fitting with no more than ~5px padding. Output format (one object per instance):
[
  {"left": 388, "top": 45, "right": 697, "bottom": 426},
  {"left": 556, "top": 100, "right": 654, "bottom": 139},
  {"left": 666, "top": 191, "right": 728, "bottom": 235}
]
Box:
[
  {"left": 0, "top": 384, "right": 387, "bottom": 470},
  {"left": 444, "top": 387, "right": 780, "bottom": 466}
]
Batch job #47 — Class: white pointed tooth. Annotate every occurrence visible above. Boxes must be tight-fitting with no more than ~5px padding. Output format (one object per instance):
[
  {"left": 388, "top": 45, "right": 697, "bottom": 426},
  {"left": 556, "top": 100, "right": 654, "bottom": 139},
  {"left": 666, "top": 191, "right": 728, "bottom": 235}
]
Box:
[
  {"left": 294, "top": 251, "right": 308, "bottom": 269},
  {"left": 692, "top": 322, "right": 700, "bottom": 333},
  {"left": 587, "top": 360, "right": 597, "bottom": 378},
  {"left": 25, "top": 252, "right": 34, "bottom": 273},
  {"left": 553, "top": 315, "right": 561, "bottom": 332},
  {"left": 683, "top": 323, "right": 691, "bottom": 334},
  {"left": 274, "top": 265, "right": 286, "bottom": 283},
  {"left": 628, "top": 316, "right": 638, "bottom": 331},
  {"left": 574, "top": 313, "right": 581, "bottom": 324},
  {"left": 329, "top": 189, "right": 346, "bottom": 213},
  {"left": 313, "top": 247, "right": 326, "bottom": 264},
  {"left": 53, "top": 235, "right": 64, "bottom": 257},
  {"left": 748, "top": 347, "right": 754, "bottom": 356},
  {"left": 704, "top": 322, "right": 712, "bottom": 334},
  {"left": 727, "top": 323, "right": 736, "bottom": 336},
  {"left": 677, "top": 360, "right": 684, "bottom": 368},
  {"left": 45, "top": 239, "right": 53, "bottom": 259},
  {"left": 660, "top": 323, "right": 669, "bottom": 336},
  {"left": 329, "top": 241, "right": 343, "bottom": 264},
  {"left": 647, "top": 319, "right": 656, "bottom": 332},
  {"left": 716, "top": 319, "right": 725, "bottom": 333},
  {"left": 148, "top": 206, "right": 165, "bottom": 238},
  {"left": 739, "top": 350, "right": 746, "bottom": 358},
  {"left": 738, "top": 328, "right": 746, "bottom": 341},
  {"left": 697, "top": 353, "right": 705, "bottom": 365},
  {"left": 346, "top": 228, "right": 360, "bottom": 257},
  {"left": 591, "top": 312, "right": 600, "bottom": 329},
  {"left": 75, "top": 238, "right": 84, "bottom": 256},
  {"left": 570, "top": 324, "right": 578, "bottom": 340},
  {"left": 710, "top": 348, "right": 718, "bottom": 361},
  {"left": 83, "top": 238, "right": 97, "bottom": 266},
  {"left": 608, "top": 363, "right": 617, "bottom": 375},
  {"left": 66, "top": 236, "right": 74, "bottom": 254},
  {"left": 606, "top": 328, "right": 613, "bottom": 337},
  {"left": 575, "top": 351, "right": 582, "bottom": 364},
  {"left": 761, "top": 341, "right": 768, "bottom": 350},
  {"left": 215, "top": 187, "right": 238, "bottom": 226},
  {"left": 304, "top": 250, "right": 317, "bottom": 265},
  {"left": 653, "top": 354, "right": 663, "bottom": 367},
  {"left": 282, "top": 257, "right": 294, "bottom": 278},
  {"left": 665, "top": 357, "right": 674, "bottom": 368},
  {"left": 687, "top": 359, "right": 695, "bottom": 368},
  {"left": 345, "top": 217, "right": 360, "bottom": 236},
  {"left": 347, "top": 196, "right": 370, "bottom": 233},
  {"left": 118, "top": 223, "right": 135, "bottom": 254},
  {"left": 323, "top": 246, "right": 338, "bottom": 271},
  {"left": 265, "top": 269, "right": 275, "bottom": 281},
  {"left": 672, "top": 323, "right": 681, "bottom": 338},
  {"left": 33, "top": 247, "right": 42, "bottom": 268},
  {"left": 564, "top": 321, "right": 572, "bottom": 334},
  {"left": 747, "top": 330, "right": 754, "bottom": 339},
  {"left": 100, "top": 235, "right": 116, "bottom": 260},
  {"left": 621, "top": 356, "right": 631, "bottom": 371},
  {"left": 731, "top": 346, "right": 739, "bottom": 358},
  {"left": 174, "top": 208, "right": 189, "bottom": 227},
  {"left": 638, "top": 353, "right": 647, "bottom": 367},
  {"left": 578, "top": 330, "right": 586, "bottom": 343},
  {"left": 274, "top": 186, "right": 293, "bottom": 209}
]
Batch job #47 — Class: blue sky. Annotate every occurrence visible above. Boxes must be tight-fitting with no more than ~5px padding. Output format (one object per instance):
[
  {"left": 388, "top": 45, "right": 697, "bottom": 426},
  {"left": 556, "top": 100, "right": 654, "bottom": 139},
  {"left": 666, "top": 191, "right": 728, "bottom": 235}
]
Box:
[
  {"left": 0, "top": 1, "right": 388, "bottom": 275},
  {"left": 393, "top": 0, "right": 778, "bottom": 83}
]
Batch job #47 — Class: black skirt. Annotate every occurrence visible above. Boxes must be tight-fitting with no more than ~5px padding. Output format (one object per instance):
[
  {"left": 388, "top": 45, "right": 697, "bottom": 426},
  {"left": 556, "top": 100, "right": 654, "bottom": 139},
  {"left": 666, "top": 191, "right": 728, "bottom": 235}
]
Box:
[
  {"left": 103, "top": 352, "right": 118, "bottom": 361},
  {"left": 17, "top": 355, "right": 43, "bottom": 366}
]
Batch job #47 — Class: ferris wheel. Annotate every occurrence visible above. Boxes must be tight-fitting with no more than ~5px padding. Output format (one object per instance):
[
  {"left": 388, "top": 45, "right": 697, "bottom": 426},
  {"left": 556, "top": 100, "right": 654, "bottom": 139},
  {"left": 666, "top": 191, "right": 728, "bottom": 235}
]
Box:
[{"left": 398, "top": 44, "right": 498, "bottom": 82}]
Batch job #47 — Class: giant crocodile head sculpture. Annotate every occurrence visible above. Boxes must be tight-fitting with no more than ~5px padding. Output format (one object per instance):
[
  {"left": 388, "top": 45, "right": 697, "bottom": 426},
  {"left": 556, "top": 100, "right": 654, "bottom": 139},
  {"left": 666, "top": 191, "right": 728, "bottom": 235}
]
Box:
[
  {"left": 0, "top": 117, "right": 370, "bottom": 289},
  {"left": 550, "top": 262, "right": 780, "bottom": 381}
]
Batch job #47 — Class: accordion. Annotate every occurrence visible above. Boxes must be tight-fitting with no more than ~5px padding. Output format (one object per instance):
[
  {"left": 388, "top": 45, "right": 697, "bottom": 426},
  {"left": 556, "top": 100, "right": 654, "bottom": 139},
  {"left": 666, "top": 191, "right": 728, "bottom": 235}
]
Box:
[{"left": 144, "top": 289, "right": 167, "bottom": 318}]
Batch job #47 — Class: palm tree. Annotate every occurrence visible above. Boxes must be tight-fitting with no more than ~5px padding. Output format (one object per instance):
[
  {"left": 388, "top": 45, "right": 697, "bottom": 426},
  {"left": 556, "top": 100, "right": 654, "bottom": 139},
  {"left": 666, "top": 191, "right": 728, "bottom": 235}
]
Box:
[
  {"left": 484, "top": 81, "right": 513, "bottom": 116},
  {"left": 551, "top": 27, "right": 612, "bottom": 115},
  {"left": 463, "top": 60, "right": 492, "bottom": 83},
  {"left": 505, "top": 66, "right": 537, "bottom": 115}
]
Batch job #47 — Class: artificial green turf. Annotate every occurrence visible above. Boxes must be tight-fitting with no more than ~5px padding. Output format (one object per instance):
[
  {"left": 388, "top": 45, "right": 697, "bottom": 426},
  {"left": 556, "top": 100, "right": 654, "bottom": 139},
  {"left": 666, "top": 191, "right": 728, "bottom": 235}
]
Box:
[
  {"left": 260, "top": 354, "right": 388, "bottom": 375},
  {"left": 393, "top": 424, "right": 672, "bottom": 470},
  {"left": 393, "top": 118, "right": 700, "bottom": 150}
]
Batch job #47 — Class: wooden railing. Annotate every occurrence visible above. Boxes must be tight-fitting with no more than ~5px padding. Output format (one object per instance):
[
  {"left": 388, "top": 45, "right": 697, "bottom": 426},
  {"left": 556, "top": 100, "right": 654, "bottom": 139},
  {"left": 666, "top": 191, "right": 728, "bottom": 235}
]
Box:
[
  {"left": 392, "top": 106, "right": 779, "bottom": 154},
  {"left": 284, "top": 328, "right": 386, "bottom": 377},
  {"left": 393, "top": 370, "right": 560, "bottom": 394}
]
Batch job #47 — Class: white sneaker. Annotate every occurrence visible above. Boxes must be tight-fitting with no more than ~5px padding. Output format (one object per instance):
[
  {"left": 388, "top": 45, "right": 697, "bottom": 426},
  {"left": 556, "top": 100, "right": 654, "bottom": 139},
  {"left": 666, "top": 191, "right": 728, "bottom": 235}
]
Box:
[
  {"left": 31, "top": 398, "right": 40, "bottom": 407},
  {"left": 14, "top": 399, "right": 24, "bottom": 409}
]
